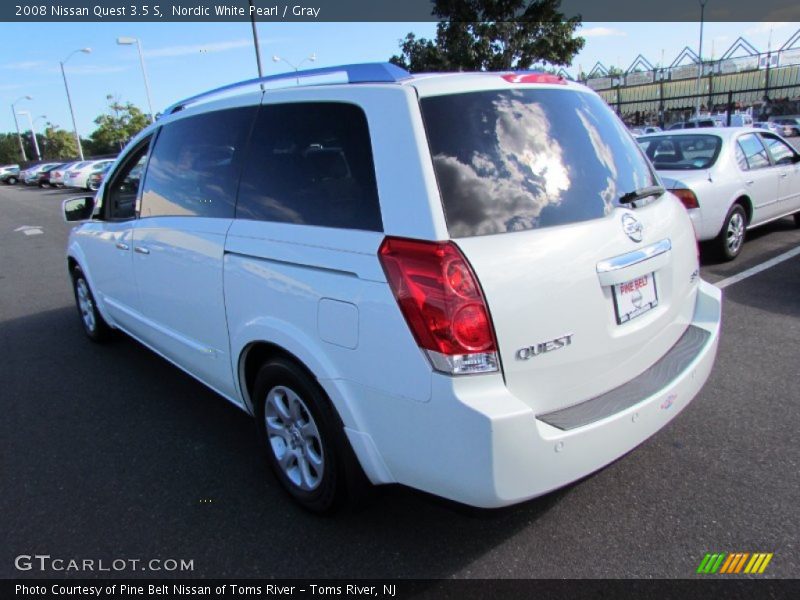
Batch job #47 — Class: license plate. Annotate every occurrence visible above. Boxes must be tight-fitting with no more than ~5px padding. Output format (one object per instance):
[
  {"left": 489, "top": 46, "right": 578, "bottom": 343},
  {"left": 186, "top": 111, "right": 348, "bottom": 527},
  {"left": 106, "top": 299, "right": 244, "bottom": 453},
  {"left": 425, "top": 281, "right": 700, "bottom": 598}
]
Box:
[{"left": 613, "top": 273, "right": 658, "bottom": 324}]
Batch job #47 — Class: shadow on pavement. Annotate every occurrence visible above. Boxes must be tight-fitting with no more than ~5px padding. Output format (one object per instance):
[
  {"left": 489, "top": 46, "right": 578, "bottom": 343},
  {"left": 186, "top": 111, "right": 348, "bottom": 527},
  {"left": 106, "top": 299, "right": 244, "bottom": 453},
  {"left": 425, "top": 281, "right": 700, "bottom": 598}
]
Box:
[{"left": 1, "top": 305, "right": 563, "bottom": 579}]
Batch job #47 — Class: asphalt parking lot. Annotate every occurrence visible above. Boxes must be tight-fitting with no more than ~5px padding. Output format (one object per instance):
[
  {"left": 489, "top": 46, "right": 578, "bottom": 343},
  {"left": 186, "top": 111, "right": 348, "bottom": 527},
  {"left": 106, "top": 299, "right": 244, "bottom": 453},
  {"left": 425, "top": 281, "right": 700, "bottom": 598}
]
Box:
[{"left": 1, "top": 181, "right": 798, "bottom": 579}]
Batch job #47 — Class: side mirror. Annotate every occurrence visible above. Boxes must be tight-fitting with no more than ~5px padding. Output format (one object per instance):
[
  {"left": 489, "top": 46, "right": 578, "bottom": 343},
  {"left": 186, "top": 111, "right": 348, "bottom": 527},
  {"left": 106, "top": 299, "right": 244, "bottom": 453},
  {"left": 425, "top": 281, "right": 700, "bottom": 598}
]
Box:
[{"left": 63, "top": 196, "right": 95, "bottom": 222}]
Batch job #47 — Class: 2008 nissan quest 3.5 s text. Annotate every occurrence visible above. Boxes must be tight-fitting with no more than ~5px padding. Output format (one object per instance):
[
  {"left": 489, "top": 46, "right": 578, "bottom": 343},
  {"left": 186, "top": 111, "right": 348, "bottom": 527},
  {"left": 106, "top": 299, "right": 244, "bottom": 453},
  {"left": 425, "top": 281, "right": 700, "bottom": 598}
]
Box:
[{"left": 63, "top": 63, "right": 722, "bottom": 513}]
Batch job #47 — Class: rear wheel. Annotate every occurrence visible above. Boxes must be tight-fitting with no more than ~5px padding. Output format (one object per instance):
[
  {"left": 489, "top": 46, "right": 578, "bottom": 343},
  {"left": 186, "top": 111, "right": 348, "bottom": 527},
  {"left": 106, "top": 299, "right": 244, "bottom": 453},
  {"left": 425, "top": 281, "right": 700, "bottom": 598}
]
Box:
[
  {"left": 714, "top": 204, "right": 746, "bottom": 261},
  {"left": 7, "top": 176, "right": 17, "bottom": 185},
  {"left": 71, "top": 267, "right": 112, "bottom": 342},
  {"left": 253, "top": 358, "right": 369, "bottom": 513}
]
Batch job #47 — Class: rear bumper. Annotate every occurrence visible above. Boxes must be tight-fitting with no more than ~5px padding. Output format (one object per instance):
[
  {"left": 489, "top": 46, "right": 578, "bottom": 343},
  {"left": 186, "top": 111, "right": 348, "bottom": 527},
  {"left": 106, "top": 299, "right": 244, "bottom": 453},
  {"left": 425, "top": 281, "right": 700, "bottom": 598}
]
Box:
[{"left": 341, "top": 280, "right": 722, "bottom": 508}]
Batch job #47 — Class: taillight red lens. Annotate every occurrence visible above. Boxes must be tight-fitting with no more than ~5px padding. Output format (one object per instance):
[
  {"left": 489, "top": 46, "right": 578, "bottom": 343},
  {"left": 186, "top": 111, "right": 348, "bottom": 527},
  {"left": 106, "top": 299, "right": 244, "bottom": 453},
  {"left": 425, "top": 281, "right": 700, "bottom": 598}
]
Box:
[
  {"left": 672, "top": 188, "right": 699, "bottom": 209},
  {"left": 378, "top": 237, "right": 498, "bottom": 372}
]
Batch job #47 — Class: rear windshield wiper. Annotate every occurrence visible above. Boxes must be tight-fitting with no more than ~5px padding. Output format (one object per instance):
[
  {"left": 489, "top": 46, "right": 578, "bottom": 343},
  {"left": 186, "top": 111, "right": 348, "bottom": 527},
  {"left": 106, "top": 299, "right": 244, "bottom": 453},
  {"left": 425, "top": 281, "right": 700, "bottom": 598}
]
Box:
[{"left": 619, "top": 185, "right": 665, "bottom": 204}]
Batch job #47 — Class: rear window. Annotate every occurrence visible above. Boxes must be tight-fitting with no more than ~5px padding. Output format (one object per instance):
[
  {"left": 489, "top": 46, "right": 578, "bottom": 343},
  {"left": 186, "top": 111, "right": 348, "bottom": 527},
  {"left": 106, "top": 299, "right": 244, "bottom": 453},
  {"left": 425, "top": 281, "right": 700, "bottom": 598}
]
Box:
[
  {"left": 638, "top": 135, "right": 722, "bottom": 170},
  {"left": 419, "top": 89, "right": 656, "bottom": 237}
]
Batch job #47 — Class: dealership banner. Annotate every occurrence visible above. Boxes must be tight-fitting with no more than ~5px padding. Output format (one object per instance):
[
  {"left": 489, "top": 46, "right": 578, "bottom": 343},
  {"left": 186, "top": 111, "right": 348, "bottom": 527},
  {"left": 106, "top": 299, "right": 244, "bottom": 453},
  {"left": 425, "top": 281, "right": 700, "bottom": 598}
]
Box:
[
  {"left": 5, "top": 579, "right": 800, "bottom": 600},
  {"left": 2, "top": 0, "right": 800, "bottom": 22}
]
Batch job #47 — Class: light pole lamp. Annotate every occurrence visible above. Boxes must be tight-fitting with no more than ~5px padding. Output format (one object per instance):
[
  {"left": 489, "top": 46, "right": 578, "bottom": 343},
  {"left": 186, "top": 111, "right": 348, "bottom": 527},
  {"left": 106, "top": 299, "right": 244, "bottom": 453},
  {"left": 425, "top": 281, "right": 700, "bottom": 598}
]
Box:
[
  {"left": 61, "top": 48, "right": 92, "bottom": 161},
  {"left": 695, "top": 0, "right": 708, "bottom": 117},
  {"left": 17, "top": 110, "right": 41, "bottom": 161},
  {"left": 117, "top": 36, "right": 155, "bottom": 122},
  {"left": 272, "top": 54, "right": 317, "bottom": 84},
  {"left": 11, "top": 95, "right": 32, "bottom": 162}
]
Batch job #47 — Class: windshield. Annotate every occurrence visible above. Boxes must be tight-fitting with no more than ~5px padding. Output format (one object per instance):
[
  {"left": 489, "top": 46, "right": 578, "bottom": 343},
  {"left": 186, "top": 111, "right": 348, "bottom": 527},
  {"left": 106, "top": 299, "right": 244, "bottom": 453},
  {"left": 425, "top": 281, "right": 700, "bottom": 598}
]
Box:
[
  {"left": 420, "top": 88, "right": 656, "bottom": 237},
  {"left": 638, "top": 135, "right": 722, "bottom": 170}
]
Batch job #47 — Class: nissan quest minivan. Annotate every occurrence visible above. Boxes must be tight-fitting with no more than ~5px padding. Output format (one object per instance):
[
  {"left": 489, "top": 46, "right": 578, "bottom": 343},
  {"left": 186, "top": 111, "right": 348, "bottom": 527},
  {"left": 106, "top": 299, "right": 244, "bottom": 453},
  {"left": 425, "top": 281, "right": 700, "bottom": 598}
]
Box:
[{"left": 63, "top": 63, "right": 722, "bottom": 512}]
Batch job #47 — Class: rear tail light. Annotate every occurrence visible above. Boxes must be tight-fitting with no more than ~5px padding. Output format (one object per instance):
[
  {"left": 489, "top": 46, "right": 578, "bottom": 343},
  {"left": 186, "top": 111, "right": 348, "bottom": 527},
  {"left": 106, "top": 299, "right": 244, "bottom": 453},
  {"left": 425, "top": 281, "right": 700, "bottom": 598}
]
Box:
[
  {"left": 672, "top": 188, "right": 699, "bottom": 210},
  {"left": 378, "top": 237, "right": 499, "bottom": 376}
]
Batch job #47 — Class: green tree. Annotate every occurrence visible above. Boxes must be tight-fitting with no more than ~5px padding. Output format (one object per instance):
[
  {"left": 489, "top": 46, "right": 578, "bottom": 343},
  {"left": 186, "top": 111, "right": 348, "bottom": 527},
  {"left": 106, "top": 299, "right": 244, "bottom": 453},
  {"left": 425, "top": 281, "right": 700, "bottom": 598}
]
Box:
[
  {"left": 390, "top": 0, "right": 584, "bottom": 73},
  {"left": 41, "top": 125, "right": 78, "bottom": 159},
  {"left": 89, "top": 96, "right": 149, "bottom": 155},
  {"left": 0, "top": 133, "right": 24, "bottom": 164}
]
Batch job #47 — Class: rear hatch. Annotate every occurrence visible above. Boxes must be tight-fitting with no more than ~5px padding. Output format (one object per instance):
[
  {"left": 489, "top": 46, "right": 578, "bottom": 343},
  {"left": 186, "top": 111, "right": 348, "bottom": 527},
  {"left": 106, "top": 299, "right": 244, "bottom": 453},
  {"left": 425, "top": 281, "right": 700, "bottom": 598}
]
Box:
[{"left": 419, "top": 85, "right": 700, "bottom": 414}]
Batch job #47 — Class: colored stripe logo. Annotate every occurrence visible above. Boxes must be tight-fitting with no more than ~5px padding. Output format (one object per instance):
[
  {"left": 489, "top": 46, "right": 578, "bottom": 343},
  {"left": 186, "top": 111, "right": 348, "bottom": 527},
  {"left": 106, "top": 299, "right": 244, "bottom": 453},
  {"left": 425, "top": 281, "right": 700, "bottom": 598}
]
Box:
[{"left": 696, "top": 552, "right": 773, "bottom": 574}]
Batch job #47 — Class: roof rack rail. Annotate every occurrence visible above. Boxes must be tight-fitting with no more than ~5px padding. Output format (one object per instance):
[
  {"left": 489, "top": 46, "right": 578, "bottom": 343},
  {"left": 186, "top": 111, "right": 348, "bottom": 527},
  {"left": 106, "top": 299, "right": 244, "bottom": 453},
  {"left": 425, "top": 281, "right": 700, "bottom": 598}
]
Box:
[{"left": 163, "top": 62, "right": 411, "bottom": 116}]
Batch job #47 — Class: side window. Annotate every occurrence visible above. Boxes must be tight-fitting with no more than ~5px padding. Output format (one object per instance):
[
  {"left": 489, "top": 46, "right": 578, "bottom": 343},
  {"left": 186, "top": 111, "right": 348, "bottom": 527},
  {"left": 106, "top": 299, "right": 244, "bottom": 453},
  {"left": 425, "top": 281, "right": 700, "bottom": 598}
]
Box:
[
  {"left": 737, "top": 134, "right": 770, "bottom": 170},
  {"left": 760, "top": 134, "right": 796, "bottom": 166},
  {"left": 105, "top": 139, "right": 151, "bottom": 220},
  {"left": 236, "top": 102, "right": 383, "bottom": 232},
  {"left": 140, "top": 106, "right": 257, "bottom": 219},
  {"left": 735, "top": 143, "right": 749, "bottom": 171}
]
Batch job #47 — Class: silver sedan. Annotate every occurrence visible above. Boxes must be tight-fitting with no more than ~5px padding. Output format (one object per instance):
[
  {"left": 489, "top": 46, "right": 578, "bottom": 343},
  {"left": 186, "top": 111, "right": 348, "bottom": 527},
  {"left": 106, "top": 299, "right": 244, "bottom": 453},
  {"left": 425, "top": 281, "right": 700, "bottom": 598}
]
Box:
[{"left": 638, "top": 128, "right": 800, "bottom": 260}]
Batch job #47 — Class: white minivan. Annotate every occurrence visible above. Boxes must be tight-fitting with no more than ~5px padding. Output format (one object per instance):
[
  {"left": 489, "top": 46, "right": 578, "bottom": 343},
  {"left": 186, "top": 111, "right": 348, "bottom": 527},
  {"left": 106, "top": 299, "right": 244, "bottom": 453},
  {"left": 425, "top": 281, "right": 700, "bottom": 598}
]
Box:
[{"left": 63, "top": 63, "right": 722, "bottom": 512}]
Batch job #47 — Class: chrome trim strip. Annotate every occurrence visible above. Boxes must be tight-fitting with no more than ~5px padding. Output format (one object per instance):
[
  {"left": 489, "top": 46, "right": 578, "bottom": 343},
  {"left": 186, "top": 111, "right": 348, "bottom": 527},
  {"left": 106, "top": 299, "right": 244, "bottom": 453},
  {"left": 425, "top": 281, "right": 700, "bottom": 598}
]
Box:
[{"left": 596, "top": 238, "right": 672, "bottom": 273}]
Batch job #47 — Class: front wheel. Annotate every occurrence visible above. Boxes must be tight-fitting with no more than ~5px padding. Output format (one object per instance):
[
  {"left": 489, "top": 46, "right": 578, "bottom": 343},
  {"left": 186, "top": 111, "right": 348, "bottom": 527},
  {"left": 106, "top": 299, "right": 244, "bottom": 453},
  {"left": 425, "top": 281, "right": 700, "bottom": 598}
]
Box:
[
  {"left": 253, "top": 358, "right": 370, "bottom": 513},
  {"left": 7, "top": 176, "right": 17, "bottom": 185},
  {"left": 714, "top": 204, "right": 747, "bottom": 261},
  {"left": 71, "top": 267, "right": 112, "bottom": 342}
]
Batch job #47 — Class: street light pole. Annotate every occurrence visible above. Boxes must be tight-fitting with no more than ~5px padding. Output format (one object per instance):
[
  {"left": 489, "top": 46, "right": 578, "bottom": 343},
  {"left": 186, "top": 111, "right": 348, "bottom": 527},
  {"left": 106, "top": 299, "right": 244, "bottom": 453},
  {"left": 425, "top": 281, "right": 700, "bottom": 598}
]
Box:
[
  {"left": 61, "top": 48, "right": 92, "bottom": 161},
  {"left": 11, "top": 95, "right": 32, "bottom": 162},
  {"left": 248, "top": 0, "right": 264, "bottom": 77},
  {"left": 117, "top": 37, "right": 155, "bottom": 122},
  {"left": 17, "top": 111, "right": 41, "bottom": 161},
  {"left": 695, "top": 0, "right": 708, "bottom": 117},
  {"left": 272, "top": 54, "right": 317, "bottom": 85}
]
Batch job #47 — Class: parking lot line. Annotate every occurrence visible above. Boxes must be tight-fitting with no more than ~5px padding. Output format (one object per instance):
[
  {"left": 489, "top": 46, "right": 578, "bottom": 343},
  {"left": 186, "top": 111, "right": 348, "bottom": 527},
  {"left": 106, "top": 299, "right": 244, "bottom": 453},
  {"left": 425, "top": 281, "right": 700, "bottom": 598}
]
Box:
[{"left": 715, "top": 245, "right": 800, "bottom": 289}]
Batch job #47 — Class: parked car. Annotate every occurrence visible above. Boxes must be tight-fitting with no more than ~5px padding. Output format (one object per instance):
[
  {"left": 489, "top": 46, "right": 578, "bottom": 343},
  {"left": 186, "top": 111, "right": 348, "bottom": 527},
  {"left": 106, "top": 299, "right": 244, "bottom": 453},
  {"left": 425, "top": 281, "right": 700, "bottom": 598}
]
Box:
[
  {"left": 0, "top": 164, "right": 20, "bottom": 184},
  {"left": 22, "top": 162, "right": 62, "bottom": 185},
  {"left": 50, "top": 162, "right": 82, "bottom": 187},
  {"left": 86, "top": 162, "right": 113, "bottom": 191},
  {"left": 63, "top": 63, "right": 722, "bottom": 512},
  {"left": 726, "top": 113, "right": 753, "bottom": 128},
  {"left": 668, "top": 118, "right": 723, "bottom": 130},
  {"left": 36, "top": 163, "right": 69, "bottom": 187},
  {"left": 642, "top": 126, "right": 662, "bottom": 134},
  {"left": 770, "top": 117, "right": 800, "bottom": 137},
  {"left": 639, "top": 128, "right": 800, "bottom": 260},
  {"left": 753, "top": 121, "right": 783, "bottom": 135},
  {"left": 63, "top": 159, "right": 115, "bottom": 189}
]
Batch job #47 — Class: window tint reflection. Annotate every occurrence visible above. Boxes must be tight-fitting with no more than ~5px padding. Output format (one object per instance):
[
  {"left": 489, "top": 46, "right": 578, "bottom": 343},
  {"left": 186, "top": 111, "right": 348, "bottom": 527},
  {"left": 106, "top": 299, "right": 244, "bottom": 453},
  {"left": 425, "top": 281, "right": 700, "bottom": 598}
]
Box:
[
  {"left": 236, "top": 103, "right": 382, "bottom": 232},
  {"left": 421, "top": 89, "right": 656, "bottom": 237}
]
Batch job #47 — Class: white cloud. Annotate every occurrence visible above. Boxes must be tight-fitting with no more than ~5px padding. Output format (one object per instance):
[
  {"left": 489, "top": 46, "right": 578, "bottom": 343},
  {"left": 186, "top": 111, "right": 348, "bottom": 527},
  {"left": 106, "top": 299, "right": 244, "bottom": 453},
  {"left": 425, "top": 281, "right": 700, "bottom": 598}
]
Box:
[
  {"left": 745, "top": 22, "right": 792, "bottom": 36},
  {"left": 143, "top": 38, "right": 253, "bottom": 59},
  {"left": 0, "top": 60, "right": 46, "bottom": 70},
  {"left": 581, "top": 27, "right": 627, "bottom": 38},
  {"left": 60, "top": 64, "right": 130, "bottom": 75}
]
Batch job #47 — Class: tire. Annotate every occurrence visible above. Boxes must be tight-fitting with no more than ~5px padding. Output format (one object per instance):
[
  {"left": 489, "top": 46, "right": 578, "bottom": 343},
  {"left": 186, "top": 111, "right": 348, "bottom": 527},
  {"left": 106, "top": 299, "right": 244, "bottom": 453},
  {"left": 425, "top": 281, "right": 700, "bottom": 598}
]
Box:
[
  {"left": 714, "top": 204, "right": 747, "bottom": 261},
  {"left": 7, "top": 176, "right": 17, "bottom": 185},
  {"left": 253, "top": 358, "right": 370, "bottom": 514},
  {"left": 794, "top": 212, "right": 800, "bottom": 228},
  {"left": 70, "top": 266, "right": 112, "bottom": 342}
]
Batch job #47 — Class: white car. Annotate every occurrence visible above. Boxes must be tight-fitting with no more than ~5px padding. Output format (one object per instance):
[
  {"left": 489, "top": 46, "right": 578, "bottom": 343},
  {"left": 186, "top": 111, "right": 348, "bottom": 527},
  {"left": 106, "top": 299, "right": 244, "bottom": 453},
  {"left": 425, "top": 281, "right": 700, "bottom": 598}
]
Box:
[
  {"left": 63, "top": 63, "right": 721, "bottom": 512},
  {"left": 49, "top": 161, "right": 81, "bottom": 187},
  {"left": 639, "top": 128, "right": 800, "bottom": 260},
  {"left": 63, "top": 160, "right": 115, "bottom": 189}
]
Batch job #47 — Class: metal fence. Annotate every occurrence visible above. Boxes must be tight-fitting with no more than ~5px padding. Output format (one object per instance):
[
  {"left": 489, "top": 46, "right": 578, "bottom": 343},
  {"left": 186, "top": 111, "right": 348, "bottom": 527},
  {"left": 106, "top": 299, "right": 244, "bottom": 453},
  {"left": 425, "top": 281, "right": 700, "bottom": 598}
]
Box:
[{"left": 580, "top": 30, "right": 800, "bottom": 127}]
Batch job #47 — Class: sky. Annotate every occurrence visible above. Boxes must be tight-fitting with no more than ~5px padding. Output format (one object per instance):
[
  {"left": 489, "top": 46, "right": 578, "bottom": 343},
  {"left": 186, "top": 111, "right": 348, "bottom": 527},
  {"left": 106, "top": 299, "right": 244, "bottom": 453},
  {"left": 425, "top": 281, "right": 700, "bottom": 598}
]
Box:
[{"left": 1, "top": 20, "right": 798, "bottom": 138}]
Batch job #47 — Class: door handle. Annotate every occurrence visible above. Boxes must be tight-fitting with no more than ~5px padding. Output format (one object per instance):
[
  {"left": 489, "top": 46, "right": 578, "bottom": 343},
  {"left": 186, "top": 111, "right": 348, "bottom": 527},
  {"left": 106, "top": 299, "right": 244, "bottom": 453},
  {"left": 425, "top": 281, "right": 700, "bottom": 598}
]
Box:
[
  {"left": 745, "top": 180, "right": 754, "bottom": 185},
  {"left": 115, "top": 242, "right": 130, "bottom": 251},
  {"left": 779, "top": 172, "right": 788, "bottom": 178},
  {"left": 134, "top": 246, "right": 150, "bottom": 255}
]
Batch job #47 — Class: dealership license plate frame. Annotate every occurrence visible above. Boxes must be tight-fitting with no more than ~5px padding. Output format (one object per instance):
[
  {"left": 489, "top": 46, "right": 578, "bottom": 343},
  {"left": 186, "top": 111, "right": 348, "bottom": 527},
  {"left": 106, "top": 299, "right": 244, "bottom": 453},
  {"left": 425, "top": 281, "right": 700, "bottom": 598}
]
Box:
[{"left": 612, "top": 272, "right": 659, "bottom": 324}]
